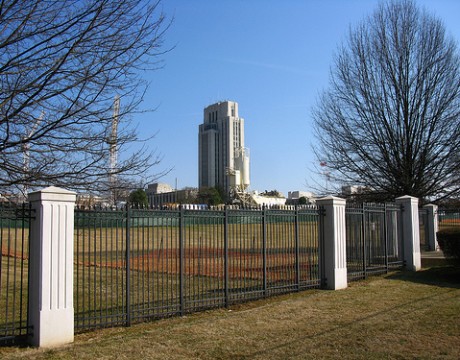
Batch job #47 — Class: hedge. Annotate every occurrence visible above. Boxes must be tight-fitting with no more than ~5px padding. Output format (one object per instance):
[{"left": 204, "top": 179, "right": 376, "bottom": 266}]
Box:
[{"left": 437, "top": 228, "right": 460, "bottom": 263}]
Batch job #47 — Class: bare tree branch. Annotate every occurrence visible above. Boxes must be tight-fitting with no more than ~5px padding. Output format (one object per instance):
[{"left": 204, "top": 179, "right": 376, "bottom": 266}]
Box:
[
  {"left": 0, "top": 0, "right": 171, "bottom": 196},
  {"left": 313, "top": 0, "right": 460, "bottom": 201}
]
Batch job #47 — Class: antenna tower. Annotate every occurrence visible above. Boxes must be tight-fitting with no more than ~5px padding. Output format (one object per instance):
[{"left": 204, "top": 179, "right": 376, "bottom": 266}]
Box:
[
  {"left": 109, "top": 95, "right": 120, "bottom": 185},
  {"left": 22, "top": 111, "right": 44, "bottom": 196}
]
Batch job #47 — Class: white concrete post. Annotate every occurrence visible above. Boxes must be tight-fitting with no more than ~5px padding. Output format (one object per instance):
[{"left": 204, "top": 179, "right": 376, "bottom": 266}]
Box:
[
  {"left": 28, "top": 186, "right": 76, "bottom": 347},
  {"left": 317, "top": 196, "right": 347, "bottom": 290},
  {"left": 423, "top": 204, "right": 439, "bottom": 251},
  {"left": 395, "top": 195, "right": 421, "bottom": 271}
]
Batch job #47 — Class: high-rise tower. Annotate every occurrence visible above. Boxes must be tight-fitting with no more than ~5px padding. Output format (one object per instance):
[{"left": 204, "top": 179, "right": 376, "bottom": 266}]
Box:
[{"left": 198, "top": 101, "right": 249, "bottom": 196}]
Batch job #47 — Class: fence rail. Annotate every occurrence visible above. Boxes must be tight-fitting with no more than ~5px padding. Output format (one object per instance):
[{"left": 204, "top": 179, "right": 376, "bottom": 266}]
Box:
[
  {"left": 74, "top": 205, "right": 323, "bottom": 331},
  {"left": 0, "top": 203, "right": 33, "bottom": 345},
  {"left": 345, "top": 203, "right": 404, "bottom": 281}
]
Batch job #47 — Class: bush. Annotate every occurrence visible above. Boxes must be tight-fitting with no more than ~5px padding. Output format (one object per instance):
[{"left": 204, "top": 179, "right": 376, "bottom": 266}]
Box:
[{"left": 437, "top": 228, "right": 460, "bottom": 263}]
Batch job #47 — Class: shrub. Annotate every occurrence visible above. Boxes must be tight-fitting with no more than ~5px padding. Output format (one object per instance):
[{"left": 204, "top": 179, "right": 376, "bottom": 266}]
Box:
[{"left": 437, "top": 228, "right": 460, "bottom": 264}]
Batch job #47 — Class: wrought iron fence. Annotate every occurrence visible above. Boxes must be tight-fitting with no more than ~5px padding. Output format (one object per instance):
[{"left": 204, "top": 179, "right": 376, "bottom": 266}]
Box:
[
  {"left": 0, "top": 203, "right": 34, "bottom": 345},
  {"left": 74, "top": 205, "right": 323, "bottom": 332},
  {"left": 438, "top": 208, "right": 460, "bottom": 230},
  {"left": 419, "top": 208, "right": 429, "bottom": 251},
  {"left": 0, "top": 198, "right": 417, "bottom": 342},
  {"left": 0, "top": 188, "right": 437, "bottom": 347},
  {"left": 345, "top": 203, "right": 404, "bottom": 281}
]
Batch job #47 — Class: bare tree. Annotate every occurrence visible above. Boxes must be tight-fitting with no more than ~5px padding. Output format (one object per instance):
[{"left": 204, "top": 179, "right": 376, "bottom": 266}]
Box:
[
  {"left": 313, "top": 0, "right": 460, "bottom": 201},
  {"left": 0, "top": 0, "right": 170, "bottom": 196}
]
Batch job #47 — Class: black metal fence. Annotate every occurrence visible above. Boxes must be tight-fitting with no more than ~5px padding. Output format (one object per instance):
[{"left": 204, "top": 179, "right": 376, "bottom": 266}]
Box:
[
  {"left": 74, "top": 205, "right": 323, "bottom": 332},
  {"left": 0, "top": 203, "right": 33, "bottom": 345},
  {"left": 438, "top": 208, "right": 460, "bottom": 230},
  {"left": 0, "top": 199, "right": 415, "bottom": 342},
  {"left": 419, "top": 208, "right": 429, "bottom": 251},
  {"left": 345, "top": 203, "right": 404, "bottom": 281}
]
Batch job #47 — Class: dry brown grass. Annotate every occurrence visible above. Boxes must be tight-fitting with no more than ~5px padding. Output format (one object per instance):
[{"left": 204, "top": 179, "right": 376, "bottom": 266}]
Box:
[{"left": 1, "top": 266, "right": 459, "bottom": 360}]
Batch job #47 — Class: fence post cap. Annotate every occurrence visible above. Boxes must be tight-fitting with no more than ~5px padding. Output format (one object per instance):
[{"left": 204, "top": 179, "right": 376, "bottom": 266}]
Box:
[
  {"left": 28, "top": 186, "right": 77, "bottom": 202},
  {"left": 395, "top": 195, "right": 418, "bottom": 201},
  {"left": 423, "top": 203, "right": 438, "bottom": 209},
  {"left": 316, "top": 196, "right": 346, "bottom": 205}
]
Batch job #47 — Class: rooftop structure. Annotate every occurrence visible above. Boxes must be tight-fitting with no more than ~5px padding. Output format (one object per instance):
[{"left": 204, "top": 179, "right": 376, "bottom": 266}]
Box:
[{"left": 146, "top": 183, "right": 198, "bottom": 207}]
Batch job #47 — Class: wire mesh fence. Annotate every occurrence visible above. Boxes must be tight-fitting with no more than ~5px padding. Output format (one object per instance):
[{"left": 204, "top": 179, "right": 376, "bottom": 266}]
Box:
[{"left": 74, "top": 205, "right": 323, "bottom": 332}]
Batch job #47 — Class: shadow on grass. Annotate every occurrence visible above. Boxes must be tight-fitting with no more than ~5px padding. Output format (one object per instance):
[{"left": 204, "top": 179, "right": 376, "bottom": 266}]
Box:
[
  {"left": 386, "top": 264, "right": 460, "bottom": 289},
  {"left": 240, "top": 277, "right": 460, "bottom": 359},
  {"left": 239, "top": 267, "right": 460, "bottom": 359}
]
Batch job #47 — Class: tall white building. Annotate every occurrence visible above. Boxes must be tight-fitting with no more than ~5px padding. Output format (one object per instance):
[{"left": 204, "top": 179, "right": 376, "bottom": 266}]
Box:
[{"left": 198, "top": 101, "right": 249, "bottom": 196}]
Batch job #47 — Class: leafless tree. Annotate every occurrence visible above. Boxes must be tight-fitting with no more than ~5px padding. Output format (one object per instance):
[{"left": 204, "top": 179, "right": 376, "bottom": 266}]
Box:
[
  {"left": 313, "top": 0, "right": 460, "bottom": 201},
  {"left": 0, "top": 0, "right": 170, "bottom": 196}
]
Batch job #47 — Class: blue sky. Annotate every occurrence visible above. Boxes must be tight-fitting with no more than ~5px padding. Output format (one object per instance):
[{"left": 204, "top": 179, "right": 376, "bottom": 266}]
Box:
[{"left": 136, "top": 0, "right": 460, "bottom": 196}]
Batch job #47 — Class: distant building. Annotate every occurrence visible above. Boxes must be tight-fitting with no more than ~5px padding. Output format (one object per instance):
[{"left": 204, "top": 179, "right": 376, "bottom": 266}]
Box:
[
  {"left": 250, "top": 190, "right": 286, "bottom": 206},
  {"left": 0, "top": 192, "right": 26, "bottom": 204},
  {"left": 0, "top": 192, "right": 16, "bottom": 203},
  {"left": 76, "top": 193, "right": 104, "bottom": 208},
  {"left": 146, "top": 183, "right": 198, "bottom": 207},
  {"left": 198, "top": 101, "right": 249, "bottom": 196},
  {"left": 341, "top": 185, "right": 371, "bottom": 196},
  {"left": 287, "top": 191, "right": 316, "bottom": 205},
  {"left": 148, "top": 183, "right": 173, "bottom": 194}
]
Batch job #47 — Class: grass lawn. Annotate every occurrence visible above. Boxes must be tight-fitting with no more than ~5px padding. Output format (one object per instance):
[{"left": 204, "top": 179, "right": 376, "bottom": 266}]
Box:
[{"left": 1, "top": 264, "right": 459, "bottom": 360}]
